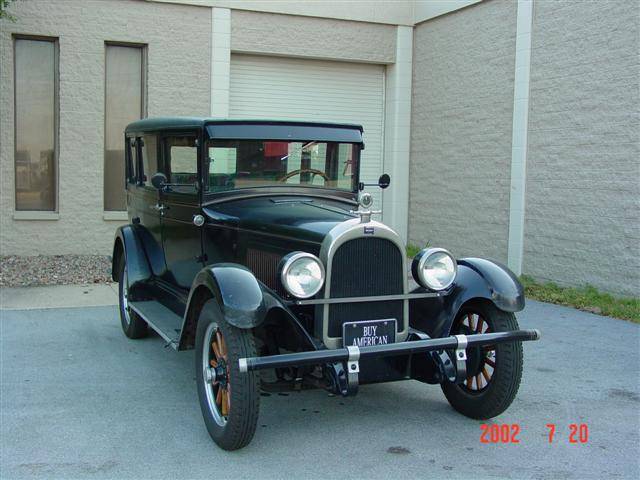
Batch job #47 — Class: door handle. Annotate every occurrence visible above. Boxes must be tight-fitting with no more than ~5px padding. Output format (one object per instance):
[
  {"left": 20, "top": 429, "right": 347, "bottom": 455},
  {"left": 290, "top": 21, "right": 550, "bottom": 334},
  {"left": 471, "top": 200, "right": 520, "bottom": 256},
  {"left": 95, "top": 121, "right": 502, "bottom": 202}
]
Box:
[{"left": 150, "top": 203, "right": 168, "bottom": 212}]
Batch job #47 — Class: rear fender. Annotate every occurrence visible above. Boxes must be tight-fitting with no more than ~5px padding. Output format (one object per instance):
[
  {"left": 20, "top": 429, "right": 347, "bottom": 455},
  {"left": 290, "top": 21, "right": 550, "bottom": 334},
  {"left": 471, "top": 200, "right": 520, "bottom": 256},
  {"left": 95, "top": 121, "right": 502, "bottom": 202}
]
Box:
[
  {"left": 111, "top": 225, "right": 152, "bottom": 288},
  {"left": 409, "top": 257, "right": 524, "bottom": 338}
]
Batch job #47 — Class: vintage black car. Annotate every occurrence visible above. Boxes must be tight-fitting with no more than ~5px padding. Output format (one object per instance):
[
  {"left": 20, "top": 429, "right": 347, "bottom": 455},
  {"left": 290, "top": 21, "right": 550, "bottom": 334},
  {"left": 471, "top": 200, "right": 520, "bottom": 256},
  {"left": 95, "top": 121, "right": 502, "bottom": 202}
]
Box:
[{"left": 112, "top": 117, "right": 540, "bottom": 450}]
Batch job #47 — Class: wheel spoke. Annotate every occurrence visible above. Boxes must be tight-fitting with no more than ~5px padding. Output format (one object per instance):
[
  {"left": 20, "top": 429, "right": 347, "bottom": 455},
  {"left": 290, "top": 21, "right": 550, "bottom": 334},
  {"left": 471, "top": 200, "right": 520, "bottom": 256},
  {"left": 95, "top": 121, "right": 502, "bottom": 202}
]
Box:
[
  {"left": 476, "top": 318, "right": 484, "bottom": 333},
  {"left": 212, "top": 341, "right": 221, "bottom": 359},
  {"left": 220, "top": 389, "right": 228, "bottom": 416},
  {"left": 485, "top": 357, "right": 496, "bottom": 368},
  {"left": 216, "top": 330, "right": 226, "bottom": 358},
  {"left": 216, "top": 387, "right": 222, "bottom": 405},
  {"left": 482, "top": 367, "right": 491, "bottom": 383},
  {"left": 476, "top": 374, "right": 483, "bottom": 389},
  {"left": 468, "top": 314, "right": 475, "bottom": 331}
]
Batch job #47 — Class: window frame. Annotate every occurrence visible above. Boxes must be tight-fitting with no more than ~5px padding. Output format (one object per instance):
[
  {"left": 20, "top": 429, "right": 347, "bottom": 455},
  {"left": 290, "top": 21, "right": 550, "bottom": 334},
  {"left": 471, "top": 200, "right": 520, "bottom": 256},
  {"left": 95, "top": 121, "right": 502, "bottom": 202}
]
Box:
[
  {"left": 203, "top": 138, "right": 362, "bottom": 195},
  {"left": 160, "top": 132, "right": 200, "bottom": 196},
  {"left": 103, "top": 41, "right": 147, "bottom": 212},
  {"left": 138, "top": 133, "right": 160, "bottom": 190},
  {"left": 13, "top": 34, "right": 60, "bottom": 213}
]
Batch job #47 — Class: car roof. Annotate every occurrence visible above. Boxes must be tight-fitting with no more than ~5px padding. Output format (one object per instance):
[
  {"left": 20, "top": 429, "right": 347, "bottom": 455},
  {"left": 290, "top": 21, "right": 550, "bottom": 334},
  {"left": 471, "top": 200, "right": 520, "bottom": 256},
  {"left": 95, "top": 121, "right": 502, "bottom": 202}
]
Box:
[{"left": 124, "top": 117, "right": 364, "bottom": 134}]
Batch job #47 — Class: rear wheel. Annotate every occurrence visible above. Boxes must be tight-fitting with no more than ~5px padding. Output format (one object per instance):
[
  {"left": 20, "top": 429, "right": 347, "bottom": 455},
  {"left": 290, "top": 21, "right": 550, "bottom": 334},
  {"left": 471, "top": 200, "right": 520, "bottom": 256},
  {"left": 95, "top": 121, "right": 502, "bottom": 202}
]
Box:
[
  {"left": 441, "top": 301, "right": 523, "bottom": 419},
  {"left": 195, "top": 300, "right": 260, "bottom": 451},
  {"left": 117, "top": 257, "right": 147, "bottom": 339}
]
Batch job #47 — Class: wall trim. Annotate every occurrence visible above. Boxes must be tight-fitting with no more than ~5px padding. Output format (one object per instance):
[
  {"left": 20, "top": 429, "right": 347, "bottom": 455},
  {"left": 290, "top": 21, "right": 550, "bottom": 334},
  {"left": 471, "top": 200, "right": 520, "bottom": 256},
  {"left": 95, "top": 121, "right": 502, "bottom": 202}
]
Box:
[
  {"left": 211, "top": 7, "right": 231, "bottom": 118},
  {"left": 507, "top": 0, "right": 534, "bottom": 275},
  {"left": 382, "top": 25, "right": 413, "bottom": 243},
  {"left": 13, "top": 211, "right": 60, "bottom": 221}
]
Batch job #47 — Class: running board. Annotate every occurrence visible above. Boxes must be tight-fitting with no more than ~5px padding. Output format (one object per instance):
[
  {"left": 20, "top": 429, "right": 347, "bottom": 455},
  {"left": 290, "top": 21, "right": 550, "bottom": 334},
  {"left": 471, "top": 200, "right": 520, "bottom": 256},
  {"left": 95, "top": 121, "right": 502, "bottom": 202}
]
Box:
[{"left": 129, "top": 301, "right": 182, "bottom": 349}]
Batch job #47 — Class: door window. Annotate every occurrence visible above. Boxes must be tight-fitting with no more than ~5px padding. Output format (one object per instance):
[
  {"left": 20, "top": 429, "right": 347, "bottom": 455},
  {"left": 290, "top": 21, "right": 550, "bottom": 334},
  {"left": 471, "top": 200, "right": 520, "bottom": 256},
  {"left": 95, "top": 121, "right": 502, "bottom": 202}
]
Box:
[{"left": 165, "top": 136, "right": 198, "bottom": 193}]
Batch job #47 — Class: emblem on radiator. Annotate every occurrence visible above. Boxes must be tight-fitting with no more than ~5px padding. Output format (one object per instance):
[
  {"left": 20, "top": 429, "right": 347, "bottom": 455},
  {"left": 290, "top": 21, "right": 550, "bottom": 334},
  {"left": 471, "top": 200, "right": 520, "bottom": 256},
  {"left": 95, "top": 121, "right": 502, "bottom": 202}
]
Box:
[{"left": 364, "top": 226, "right": 375, "bottom": 235}]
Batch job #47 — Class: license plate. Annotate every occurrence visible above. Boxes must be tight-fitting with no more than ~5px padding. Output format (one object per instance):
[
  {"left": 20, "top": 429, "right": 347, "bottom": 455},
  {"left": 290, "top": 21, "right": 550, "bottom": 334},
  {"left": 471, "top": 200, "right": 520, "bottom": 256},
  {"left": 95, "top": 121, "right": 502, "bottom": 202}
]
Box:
[{"left": 342, "top": 319, "right": 397, "bottom": 347}]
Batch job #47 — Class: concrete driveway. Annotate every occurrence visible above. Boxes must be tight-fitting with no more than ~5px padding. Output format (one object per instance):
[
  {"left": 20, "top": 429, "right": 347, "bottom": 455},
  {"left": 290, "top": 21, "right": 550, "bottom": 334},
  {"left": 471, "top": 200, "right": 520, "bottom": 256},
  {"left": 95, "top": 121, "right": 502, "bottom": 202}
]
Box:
[{"left": 1, "top": 298, "right": 638, "bottom": 479}]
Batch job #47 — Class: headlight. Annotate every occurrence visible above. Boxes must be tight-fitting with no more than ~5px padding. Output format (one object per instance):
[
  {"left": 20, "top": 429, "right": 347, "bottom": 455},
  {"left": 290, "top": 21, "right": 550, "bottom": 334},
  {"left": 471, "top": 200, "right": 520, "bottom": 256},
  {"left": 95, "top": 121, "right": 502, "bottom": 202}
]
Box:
[
  {"left": 412, "top": 248, "right": 457, "bottom": 291},
  {"left": 280, "top": 252, "right": 325, "bottom": 298}
]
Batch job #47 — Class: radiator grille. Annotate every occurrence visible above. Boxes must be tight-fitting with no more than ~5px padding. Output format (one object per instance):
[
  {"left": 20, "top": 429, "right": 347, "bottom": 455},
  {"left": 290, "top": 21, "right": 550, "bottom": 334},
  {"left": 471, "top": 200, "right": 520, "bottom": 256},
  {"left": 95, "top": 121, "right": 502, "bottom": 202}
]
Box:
[
  {"left": 327, "top": 237, "right": 404, "bottom": 338},
  {"left": 246, "top": 248, "right": 285, "bottom": 295}
]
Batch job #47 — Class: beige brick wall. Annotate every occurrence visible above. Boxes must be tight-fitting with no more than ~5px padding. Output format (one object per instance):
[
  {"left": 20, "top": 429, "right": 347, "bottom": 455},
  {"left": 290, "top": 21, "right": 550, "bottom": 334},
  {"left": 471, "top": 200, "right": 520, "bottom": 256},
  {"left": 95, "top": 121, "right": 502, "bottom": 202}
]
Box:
[
  {"left": 523, "top": 0, "right": 640, "bottom": 296},
  {"left": 231, "top": 10, "right": 397, "bottom": 64},
  {"left": 0, "top": 0, "right": 211, "bottom": 256},
  {"left": 408, "top": 0, "right": 517, "bottom": 263}
]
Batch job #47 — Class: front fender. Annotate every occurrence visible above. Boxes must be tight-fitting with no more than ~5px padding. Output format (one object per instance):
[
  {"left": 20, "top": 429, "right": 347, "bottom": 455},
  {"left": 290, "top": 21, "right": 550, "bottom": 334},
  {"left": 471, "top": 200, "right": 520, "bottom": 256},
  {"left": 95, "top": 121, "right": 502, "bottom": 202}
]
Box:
[
  {"left": 180, "top": 263, "right": 318, "bottom": 352},
  {"left": 187, "top": 263, "right": 268, "bottom": 329},
  {"left": 409, "top": 257, "right": 524, "bottom": 338}
]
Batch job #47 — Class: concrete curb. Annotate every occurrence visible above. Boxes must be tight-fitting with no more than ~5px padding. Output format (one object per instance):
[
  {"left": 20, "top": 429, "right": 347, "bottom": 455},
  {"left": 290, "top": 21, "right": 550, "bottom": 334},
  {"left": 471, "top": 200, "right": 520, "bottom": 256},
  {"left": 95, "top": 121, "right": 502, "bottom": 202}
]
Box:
[{"left": 0, "top": 283, "right": 118, "bottom": 310}]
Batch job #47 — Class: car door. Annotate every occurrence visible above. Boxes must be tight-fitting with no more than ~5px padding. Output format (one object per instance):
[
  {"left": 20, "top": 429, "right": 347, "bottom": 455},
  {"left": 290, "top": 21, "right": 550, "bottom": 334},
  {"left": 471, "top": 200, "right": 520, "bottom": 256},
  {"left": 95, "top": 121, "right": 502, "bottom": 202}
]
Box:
[
  {"left": 130, "top": 134, "right": 166, "bottom": 277},
  {"left": 159, "top": 133, "right": 205, "bottom": 290}
]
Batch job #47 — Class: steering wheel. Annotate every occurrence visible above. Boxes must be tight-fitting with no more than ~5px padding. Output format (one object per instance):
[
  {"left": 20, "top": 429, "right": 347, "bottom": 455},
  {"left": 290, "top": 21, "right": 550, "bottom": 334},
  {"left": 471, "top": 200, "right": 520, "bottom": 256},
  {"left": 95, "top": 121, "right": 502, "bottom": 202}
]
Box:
[{"left": 279, "top": 168, "right": 330, "bottom": 184}]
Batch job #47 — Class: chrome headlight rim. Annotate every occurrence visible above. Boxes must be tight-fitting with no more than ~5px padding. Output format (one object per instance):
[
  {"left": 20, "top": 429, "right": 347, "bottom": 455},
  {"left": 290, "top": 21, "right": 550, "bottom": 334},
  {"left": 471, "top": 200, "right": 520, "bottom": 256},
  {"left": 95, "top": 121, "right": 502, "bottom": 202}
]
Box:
[
  {"left": 279, "top": 251, "right": 326, "bottom": 299},
  {"left": 412, "top": 247, "right": 457, "bottom": 291}
]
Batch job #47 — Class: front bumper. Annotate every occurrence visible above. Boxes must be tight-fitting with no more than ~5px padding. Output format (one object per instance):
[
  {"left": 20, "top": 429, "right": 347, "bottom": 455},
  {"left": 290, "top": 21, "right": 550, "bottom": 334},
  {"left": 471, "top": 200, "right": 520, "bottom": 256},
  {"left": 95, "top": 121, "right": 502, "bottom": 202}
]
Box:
[{"left": 238, "top": 328, "right": 541, "bottom": 373}]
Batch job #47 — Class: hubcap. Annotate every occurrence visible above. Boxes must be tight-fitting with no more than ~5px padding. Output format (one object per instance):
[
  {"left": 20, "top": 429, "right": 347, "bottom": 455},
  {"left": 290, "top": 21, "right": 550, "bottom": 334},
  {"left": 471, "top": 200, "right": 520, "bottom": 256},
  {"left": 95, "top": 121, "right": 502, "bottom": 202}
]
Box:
[
  {"left": 202, "top": 322, "right": 230, "bottom": 426},
  {"left": 121, "top": 269, "right": 131, "bottom": 326},
  {"left": 456, "top": 313, "right": 495, "bottom": 393}
]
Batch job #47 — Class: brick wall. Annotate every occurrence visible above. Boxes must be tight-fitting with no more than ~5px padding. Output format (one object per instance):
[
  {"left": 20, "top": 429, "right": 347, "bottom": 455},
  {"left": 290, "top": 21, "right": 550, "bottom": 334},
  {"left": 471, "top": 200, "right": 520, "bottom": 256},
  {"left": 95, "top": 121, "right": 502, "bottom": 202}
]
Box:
[
  {"left": 523, "top": 0, "right": 640, "bottom": 296},
  {"left": 408, "top": 0, "right": 517, "bottom": 263},
  {"left": 0, "top": 0, "right": 211, "bottom": 255}
]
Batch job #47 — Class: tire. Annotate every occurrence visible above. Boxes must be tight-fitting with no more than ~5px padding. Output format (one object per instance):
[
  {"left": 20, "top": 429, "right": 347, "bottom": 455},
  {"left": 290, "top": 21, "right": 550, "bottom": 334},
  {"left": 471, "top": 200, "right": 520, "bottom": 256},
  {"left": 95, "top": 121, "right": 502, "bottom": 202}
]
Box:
[
  {"left": 441, "top": 301, "right": 523, "bottom": 419},
  {"left": 195, "top": 299, "right": 260, "bottom": 451},
  {"left": 117, "top": 256, "right": 148, "bottom": 339}
]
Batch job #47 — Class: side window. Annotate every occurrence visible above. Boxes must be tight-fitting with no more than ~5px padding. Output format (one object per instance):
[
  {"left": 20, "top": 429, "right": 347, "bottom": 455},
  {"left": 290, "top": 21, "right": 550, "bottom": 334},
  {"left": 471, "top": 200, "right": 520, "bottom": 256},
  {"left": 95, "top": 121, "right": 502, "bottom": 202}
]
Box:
[
  {"left": 140, "top": 134, "right": 158, "bottom": 187},
  {"left": 165, "top": 136, "right": 197, "bottom": 192},
  {"left": 126, "top": 137, "right": 139, "bottom": 184}
]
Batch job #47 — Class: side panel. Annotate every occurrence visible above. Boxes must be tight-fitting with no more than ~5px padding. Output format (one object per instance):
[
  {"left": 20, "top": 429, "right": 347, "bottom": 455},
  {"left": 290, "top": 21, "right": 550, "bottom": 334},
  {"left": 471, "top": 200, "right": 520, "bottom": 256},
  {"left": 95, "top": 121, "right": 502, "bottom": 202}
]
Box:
[{"left": 409, "top": 258, "right": 524, "bottom": 338}]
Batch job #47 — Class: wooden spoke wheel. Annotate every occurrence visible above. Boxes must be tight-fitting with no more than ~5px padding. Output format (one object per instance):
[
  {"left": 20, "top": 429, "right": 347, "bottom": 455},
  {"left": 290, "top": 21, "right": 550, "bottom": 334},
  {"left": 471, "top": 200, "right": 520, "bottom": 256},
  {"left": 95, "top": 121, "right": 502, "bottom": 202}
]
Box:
[
  {"left": 195, "top": 299, "right": 260, "bottom": 450},
  {"left": 204, "top": 324, "right": 231, "bottom": 423},
  {"left": 441, "top": 302, "right": 523, "bottom": 420},
  {"left": 456, "top": 312, "right": 496, "bottom": 393}
]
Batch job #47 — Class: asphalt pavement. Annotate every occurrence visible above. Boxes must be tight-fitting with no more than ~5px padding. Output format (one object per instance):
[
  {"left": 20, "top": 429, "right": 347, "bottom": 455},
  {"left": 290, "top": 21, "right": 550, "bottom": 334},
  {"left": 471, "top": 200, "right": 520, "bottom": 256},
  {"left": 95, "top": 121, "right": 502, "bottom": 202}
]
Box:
[{"left": 1, "top": 299, "right": 639, "bottom": 479}]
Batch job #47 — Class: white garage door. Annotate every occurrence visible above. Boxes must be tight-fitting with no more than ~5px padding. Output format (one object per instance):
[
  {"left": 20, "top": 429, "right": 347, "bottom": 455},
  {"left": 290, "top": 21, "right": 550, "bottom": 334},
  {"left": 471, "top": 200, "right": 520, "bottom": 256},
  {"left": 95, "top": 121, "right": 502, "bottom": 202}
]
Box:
[{"left": 230, "top": 54, "right": 385, "bottom": 205}]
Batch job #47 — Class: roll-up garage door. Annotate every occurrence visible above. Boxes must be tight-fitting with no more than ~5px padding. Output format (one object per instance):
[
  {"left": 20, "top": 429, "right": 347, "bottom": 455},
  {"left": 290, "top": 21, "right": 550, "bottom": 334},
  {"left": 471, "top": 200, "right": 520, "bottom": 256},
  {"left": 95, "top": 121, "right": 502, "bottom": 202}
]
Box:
[{"left": 230, "top": 54, "right": 385, "bottom": 205}]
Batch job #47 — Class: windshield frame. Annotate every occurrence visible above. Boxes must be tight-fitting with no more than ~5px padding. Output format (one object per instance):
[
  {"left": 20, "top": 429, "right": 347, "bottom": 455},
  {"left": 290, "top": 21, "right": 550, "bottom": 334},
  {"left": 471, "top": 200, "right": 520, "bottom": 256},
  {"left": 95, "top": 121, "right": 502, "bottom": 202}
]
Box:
[{"left": 201, "top": 138, "right": 362, "bottom": 198}]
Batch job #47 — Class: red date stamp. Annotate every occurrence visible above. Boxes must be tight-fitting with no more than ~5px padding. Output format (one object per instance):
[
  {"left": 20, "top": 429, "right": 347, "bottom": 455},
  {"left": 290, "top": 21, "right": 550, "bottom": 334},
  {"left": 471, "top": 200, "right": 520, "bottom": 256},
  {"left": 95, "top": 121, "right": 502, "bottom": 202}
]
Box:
[
  {"left": 480, "top": 423, "right": 521, "bottom": 443},
  {"left": 480, "top": 423, "right": 589, "bottom": 444}
]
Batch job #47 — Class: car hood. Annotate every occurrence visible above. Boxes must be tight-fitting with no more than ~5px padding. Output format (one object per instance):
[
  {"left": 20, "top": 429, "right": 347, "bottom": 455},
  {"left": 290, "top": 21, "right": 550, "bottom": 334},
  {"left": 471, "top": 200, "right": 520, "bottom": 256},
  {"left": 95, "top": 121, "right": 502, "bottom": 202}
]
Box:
[{"left": 202, "top": 196, "right": 357, "bottom": 244}]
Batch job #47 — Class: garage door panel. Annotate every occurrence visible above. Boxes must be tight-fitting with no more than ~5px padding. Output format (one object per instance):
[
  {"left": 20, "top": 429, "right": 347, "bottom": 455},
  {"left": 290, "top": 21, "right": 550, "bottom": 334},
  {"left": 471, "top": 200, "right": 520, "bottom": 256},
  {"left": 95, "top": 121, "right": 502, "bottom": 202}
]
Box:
[{"left": 230, "top": 54, "right": 385, "bottom": 206}]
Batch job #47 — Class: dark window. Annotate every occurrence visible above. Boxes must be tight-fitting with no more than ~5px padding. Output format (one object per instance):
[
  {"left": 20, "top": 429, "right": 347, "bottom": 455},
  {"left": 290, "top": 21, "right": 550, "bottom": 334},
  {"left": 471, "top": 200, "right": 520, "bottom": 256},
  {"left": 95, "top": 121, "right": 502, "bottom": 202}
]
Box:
[
  {"left": 140, "top": 134, "right": 158, "bottom": 186},
  {"left": 14, "top": 37, "right": 58, "bottom": 211},
  {"left": 126, "top": 137, "right": 139, "bottom": 184},
  {"left": 104, "top": 44, "right": 145, "bottom": 211}
]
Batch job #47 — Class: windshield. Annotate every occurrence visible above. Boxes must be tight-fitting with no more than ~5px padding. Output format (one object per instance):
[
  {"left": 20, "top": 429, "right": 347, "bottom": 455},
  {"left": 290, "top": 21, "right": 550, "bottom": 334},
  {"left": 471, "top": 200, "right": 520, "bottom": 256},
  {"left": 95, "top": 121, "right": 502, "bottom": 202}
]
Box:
[{"left": 205, "top": 140, "right": 359, "bottom": 193}]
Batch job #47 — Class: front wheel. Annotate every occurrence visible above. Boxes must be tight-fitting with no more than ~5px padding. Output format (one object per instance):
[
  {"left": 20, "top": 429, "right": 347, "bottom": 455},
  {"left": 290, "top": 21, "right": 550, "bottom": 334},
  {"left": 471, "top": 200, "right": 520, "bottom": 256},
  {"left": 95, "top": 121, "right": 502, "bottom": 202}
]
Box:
[
  {"left": 441, "top": 301, "right": 523, "bottom": 419},
  {"left": 195, "top": 300, "right": 260, "bottom": 451}
]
